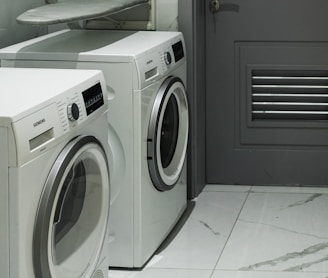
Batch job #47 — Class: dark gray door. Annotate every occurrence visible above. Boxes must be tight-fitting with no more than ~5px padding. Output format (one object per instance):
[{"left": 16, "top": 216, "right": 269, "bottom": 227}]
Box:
[{"left": 206, "top": 0, "right": 328, "bottom": 185}]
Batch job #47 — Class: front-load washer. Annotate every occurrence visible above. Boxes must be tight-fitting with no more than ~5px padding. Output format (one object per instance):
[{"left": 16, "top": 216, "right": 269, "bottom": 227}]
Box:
[
  {"left": 0, "top": 68, "right": 110, "bottom": 278},
  {"left": 0, "top": 30, "right": 189, "bottom": 268}
]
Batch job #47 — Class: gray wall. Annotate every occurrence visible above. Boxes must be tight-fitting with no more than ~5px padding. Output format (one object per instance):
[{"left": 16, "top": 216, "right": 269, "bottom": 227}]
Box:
[
  {"left": 0, "top": 0, "right": 46, "bottom": 48},
  {"left": 179, "top": 0, "right": 206, "bottom": 198}
]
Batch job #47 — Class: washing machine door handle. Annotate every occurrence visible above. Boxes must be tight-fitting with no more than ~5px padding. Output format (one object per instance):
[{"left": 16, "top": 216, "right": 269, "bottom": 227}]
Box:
[{"left": 53, "top": 163, "right": 80, "bottom": 226}]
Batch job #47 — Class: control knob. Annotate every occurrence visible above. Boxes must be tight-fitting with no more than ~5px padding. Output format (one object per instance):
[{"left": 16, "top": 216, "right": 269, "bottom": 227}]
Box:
[
  {"left": 67, "top": 103, "right": 80, "bottom": 121},
  {"left": 164, "top": 52, "right": 172, "bottom": 65}
]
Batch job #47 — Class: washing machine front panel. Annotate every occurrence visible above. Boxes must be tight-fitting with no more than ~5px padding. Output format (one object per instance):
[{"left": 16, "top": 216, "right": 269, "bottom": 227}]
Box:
[
  {"left": 134, "top": 67, "right": 188, "bottom": 266},
  {"left": 147, "top": 76, "right": 189, "bottom": 191},
  {"left": 0, "top": 68, "right": 109, "bottom": 278},
  {"left": 33, "top": 135, "right": 109, "bottom": 278}
]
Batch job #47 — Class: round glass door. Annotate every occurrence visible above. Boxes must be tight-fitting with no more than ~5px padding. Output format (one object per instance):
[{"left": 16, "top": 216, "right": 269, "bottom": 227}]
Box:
[
  {"left": 148, "top": 77, "right": 189, "bottom": 191},
  {"left": 33, "top": 136, "right": 109, "bottom": 278}
]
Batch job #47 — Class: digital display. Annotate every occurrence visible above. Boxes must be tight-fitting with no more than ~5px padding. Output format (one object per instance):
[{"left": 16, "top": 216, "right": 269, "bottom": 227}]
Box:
[
  {"left": 82, "top": 82, "right": 104, "bottom": 115},
  {"left": 172, "top": 41, "right": 184, "bottom": 63}
]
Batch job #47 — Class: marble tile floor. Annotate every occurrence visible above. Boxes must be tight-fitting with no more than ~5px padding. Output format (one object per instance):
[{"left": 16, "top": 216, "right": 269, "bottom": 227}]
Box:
[{"left": 108, "top": 185, "right": 328, "bottom": 278}]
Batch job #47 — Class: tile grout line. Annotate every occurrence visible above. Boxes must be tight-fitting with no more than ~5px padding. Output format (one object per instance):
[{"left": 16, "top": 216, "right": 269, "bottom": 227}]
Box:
[{"left": 209, "top": 187, "right": 253, "bottom": 277}]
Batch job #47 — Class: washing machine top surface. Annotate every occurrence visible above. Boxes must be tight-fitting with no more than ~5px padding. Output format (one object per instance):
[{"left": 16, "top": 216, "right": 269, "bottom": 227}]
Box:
[
  {"left": 0, "top": 67, "right": 105, "bottom": 123},
  {"left": 0, "top": 30, "right": 186, "bottom": 89},
  {"left": 0, "top": 29, "right": 184, "bottom": 62}
]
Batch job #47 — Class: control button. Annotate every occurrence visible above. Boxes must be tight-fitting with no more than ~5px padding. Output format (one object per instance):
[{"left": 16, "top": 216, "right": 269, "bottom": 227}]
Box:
[
  {"left": 164, "top": 52, "right": 172, "bottom": 65},
  {"left": 67, "top": 103, "right": 80, "bottom": 121}
]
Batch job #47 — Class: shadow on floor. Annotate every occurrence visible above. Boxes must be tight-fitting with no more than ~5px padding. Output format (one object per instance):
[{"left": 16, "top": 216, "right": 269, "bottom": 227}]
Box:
[{"left": 155, "top": 200, "right": 196, "bottom": 254}]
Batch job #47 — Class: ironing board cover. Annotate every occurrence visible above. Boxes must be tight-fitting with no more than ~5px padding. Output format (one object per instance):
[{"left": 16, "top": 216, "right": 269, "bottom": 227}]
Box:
[{"left": 16, "top": 0, "right": 149, "bottom": 25}]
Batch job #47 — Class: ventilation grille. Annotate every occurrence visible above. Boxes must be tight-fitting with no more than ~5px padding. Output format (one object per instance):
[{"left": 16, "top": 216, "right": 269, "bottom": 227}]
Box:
[{"left": 252, "top": 70, "right": 328, "bottom": 121}]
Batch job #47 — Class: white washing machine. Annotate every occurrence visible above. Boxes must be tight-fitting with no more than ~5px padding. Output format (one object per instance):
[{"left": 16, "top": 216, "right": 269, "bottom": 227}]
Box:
[
  {"left": 0, "top": 68, "right": 110, "bottom": 277},
  {"left": 0, "top": 30, "right": 189, "bottom": 268}
]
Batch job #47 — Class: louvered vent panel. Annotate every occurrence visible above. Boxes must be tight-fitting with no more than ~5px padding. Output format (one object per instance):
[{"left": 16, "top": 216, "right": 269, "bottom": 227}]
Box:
[{"left": 252, "top": 70, "right": 328, "bottom": 120}]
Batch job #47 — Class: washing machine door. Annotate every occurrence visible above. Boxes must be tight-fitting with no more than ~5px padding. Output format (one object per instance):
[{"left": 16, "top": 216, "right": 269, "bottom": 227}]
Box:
[
  {"left": 33, "top": 135, "right": 109, "bottom": 278},
  {"left": 148, "top": 76, "right": 189, "bottom": 191}
]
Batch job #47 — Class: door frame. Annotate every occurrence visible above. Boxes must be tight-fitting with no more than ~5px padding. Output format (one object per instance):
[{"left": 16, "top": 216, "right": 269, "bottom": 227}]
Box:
[{"left": 178, "top": 0, "right": 206, "bottom": 198}]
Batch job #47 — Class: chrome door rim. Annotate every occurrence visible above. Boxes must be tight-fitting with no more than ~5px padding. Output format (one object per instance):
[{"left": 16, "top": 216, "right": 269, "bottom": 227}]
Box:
[
  {"left": 33, "top": 135, "right": 109, "bottom": 278},
  {"left": 147, "top": 76, "right": 189, "bottom": 191}
]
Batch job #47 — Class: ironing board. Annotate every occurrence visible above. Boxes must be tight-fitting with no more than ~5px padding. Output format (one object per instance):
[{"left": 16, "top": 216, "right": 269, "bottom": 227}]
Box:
[{"left": 16, "top": 0, "right": 149, "bottom": 25}]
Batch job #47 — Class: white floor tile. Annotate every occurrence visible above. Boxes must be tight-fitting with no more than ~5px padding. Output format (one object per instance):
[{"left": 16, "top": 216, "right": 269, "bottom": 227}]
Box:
[
  {"left": 109, "top": 268, "right": 212, "bottom": 278},
  {"left": 108, "top": 186, "right": 328, "bottom": 278},
  {"left": 211, "top": 270, "right": 328, "bottom": 278},
  {"left": 216, "top": 192, "right": 328, "bottom": 273},
  {"left": 240, "top": 192, "right": 328, "bottom": 239},
  {"left": 108, "top": 270, "right": 133, "bottom": 278},
  {"left": 146, "top": 191, "right": 248, "bottom": 270}
]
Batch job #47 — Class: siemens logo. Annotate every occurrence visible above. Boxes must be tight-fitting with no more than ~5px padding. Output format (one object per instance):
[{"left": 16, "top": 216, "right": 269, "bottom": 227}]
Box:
[{"left": 33, "top": 118, "right": 46, "bottom": 128}]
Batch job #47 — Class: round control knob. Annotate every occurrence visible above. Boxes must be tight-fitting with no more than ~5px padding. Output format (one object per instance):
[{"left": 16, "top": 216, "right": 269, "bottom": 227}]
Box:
[
  {"left": 67, "top": 103, "right": 80, "bottom": 121},
  {"left": 164, "top": 52, "right": 172, "bottom": 65}
]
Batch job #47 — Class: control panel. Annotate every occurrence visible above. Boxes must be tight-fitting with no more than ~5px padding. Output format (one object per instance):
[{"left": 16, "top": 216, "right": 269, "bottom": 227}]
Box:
[
  {"left": 159, "top": 39, "right": 185, "bottom": 74},
  {"left": 56, "top": 82, "right": 104, "bottom": 134},
  {"left": 12, "top": 81, "right": 105, "bottom": 165},
  {"left": 136, "top": 35, "right": 186, "bottom": 89}
]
